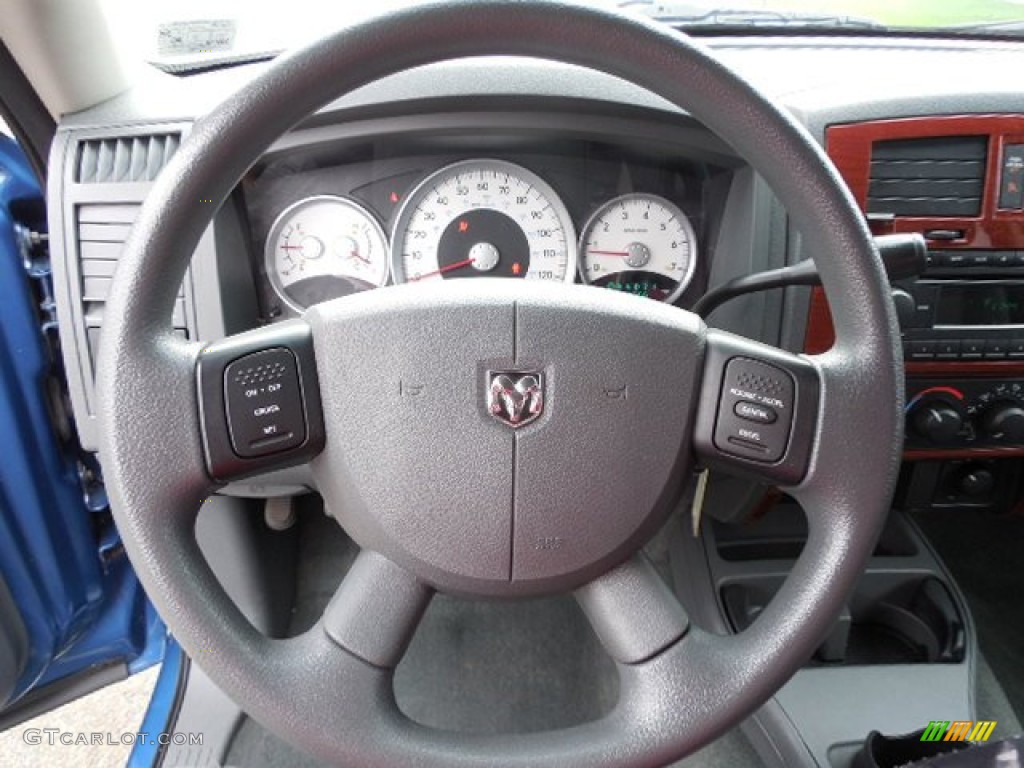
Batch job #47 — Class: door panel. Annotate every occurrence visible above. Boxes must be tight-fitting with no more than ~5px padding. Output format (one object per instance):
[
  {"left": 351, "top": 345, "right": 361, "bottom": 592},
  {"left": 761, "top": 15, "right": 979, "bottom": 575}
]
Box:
[{"left": 0, "top": 132, "right": 163, "bottom": 715}]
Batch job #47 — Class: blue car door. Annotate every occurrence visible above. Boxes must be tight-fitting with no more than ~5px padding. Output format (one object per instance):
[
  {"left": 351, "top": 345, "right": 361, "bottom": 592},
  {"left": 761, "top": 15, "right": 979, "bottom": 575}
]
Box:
[{"left": 0, "top": 131, "right": 166, "bottom": 728}]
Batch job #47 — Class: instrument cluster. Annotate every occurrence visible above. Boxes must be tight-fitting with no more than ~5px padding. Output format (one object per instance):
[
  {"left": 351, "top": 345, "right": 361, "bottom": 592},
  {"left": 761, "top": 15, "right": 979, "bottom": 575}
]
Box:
[{"left": 245, "top": 138, "right": 722, "bottom": 319}]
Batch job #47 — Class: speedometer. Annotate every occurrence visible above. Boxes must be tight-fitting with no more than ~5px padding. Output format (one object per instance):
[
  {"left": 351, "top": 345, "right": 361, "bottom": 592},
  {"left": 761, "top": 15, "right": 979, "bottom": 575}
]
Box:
[{"left": 390, "top": 159, "right": 576, "bottom": 284}]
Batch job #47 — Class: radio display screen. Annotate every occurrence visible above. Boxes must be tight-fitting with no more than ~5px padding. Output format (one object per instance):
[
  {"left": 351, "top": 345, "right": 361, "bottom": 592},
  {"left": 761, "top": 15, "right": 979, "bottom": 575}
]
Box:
[{"left": 935, "top": 284, "right": 1024, "bottom": 326}]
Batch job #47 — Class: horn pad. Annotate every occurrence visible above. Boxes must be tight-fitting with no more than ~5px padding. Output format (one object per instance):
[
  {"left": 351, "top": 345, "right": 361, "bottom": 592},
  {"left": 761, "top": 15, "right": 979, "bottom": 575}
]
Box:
[{"left": 307, "top": 280, "right": 704, "bottom": 597}]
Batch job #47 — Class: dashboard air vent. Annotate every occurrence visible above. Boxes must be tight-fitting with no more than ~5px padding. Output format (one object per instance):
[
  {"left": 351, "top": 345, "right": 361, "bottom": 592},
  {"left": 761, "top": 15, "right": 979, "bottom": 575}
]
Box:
[
  {"left": 867, "top": 136, "right": 987, "bottom": 217},
  {"left": 75, "top": 133, "right": 181, "bottom": 184},
  {"left": 75, "top": 204, "right": 189, "bottom": 372}
]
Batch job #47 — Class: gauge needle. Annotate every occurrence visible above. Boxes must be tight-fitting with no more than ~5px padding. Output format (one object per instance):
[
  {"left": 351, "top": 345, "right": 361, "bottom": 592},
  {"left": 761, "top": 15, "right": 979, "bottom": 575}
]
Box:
[
  {"left": 349, "top": 249, "right": 371, "bottom": 265},
  {"left": 588, "top": 249, "right": 629, "bottom": 257},
  {"left": 410, "top": 257, "right": 476, "bottom": 281}
]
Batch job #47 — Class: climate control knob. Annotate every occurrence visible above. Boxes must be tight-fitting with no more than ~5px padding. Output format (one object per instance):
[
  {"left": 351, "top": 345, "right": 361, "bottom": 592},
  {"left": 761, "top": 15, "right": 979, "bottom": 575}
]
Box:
[
  {"left": 980, "top": 401, "right": 1024, "bottom": 443},
  {"left": 911, "top": 402, "right": 963, "bottom": 444}
]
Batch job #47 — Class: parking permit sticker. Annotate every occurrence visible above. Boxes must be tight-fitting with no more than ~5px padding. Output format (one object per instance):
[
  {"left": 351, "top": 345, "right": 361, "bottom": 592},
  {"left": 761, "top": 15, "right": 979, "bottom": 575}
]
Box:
[{"left": 157, "top": 20, "right": 236, "bottom": 56}]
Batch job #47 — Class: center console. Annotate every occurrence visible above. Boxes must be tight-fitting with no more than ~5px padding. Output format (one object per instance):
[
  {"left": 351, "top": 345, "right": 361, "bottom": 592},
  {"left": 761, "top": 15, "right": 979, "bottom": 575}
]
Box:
[
  {"left": 689, "top": 114, "right": 1024, "bottom": 768},
  {"left": 810, "top": 115, "right": 1024, "bottom": 513},
  {"left": 670, "top": 503, "right": 974, "bottom": 768}
]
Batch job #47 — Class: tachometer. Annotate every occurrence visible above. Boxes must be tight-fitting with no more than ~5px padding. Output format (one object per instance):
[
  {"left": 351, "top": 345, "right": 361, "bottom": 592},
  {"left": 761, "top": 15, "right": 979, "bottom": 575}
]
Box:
[
  {"left": 391, "top": 159, "right": 576, "bottom": 284},
  {"left": 579, "top": 193, "right": 697, "bottom": 303},
  {"left": 266, "top": 195, "right": 389, "bottom": 312}
]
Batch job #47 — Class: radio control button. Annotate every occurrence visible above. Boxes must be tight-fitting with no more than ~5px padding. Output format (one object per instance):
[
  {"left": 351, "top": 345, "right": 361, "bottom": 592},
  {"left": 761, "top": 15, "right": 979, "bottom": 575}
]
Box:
[
  {"left": 908, "top": 341, "right": 937, "bottom": 360},
  {"left": 984, "top": 340, "right": 1008, "bottom": 359},
  {"left": 935, "top": 340, "right": 961, "bottom": 359},
  {"left": 993, "top": 251, "right": 1015, "bottom": 268},
  {"left": 966, "top": 252, "right": 991, "bottom": 267},
  {"left": 961, "top": 340, "right": 985, "bottom": 359},
  {"left": 1010, "top": 252, "right": 1024, "bottom": 267},
  {"left": 1008, "top": 340, "right": 1024, "bottom": 359},
  {"left": 945, "top": 253, "right": 968, "bottom": 267}
]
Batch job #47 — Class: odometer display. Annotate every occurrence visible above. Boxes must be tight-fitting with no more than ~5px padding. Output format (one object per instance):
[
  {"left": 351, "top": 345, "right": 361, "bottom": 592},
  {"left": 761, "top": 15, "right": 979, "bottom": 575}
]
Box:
[{"left": 391, "top": 159, "right": 576, "bottom": 284}]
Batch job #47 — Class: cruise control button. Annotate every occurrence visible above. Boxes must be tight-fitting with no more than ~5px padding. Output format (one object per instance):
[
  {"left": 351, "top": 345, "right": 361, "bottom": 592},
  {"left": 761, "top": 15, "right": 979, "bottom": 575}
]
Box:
[
  {"left": 734, "top": 400, "right": 777, "bottom": 424},
  {"left": 224, "top": 348, "right": 307, "bottom": 458},
  {"left": 713, "top": 358, "right": 794, "bottom": 463},
  {"left": 727, "top": 436, "right": 768, "bottom": 454}
]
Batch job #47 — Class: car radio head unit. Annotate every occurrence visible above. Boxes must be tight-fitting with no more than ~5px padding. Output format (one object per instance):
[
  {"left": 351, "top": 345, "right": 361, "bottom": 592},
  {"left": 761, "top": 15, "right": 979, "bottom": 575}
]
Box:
[{"left": 895, "top": 253, "right": 1024, "bottom": 360}]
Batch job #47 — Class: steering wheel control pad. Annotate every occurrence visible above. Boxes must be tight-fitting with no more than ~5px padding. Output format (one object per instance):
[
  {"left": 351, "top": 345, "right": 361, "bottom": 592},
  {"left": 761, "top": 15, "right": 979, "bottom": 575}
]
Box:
[
  {"left": 306, "top": 280, "right": 703, "bottom": 598},
  {"left": 197, "top": 321, "right": 326, "bottom": 481},
  {"left": 694, "top": 330, "right": 821, "bottom": 487}
]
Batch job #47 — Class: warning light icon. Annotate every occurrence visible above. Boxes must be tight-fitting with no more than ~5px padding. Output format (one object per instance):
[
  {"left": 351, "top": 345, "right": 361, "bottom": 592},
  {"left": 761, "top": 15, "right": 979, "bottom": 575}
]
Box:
[
  {"left": 389, "top": 191, "right": 400, "bottom": 204},
  {"left": 512, "top": 262, "right": 522, "bottom": 276},
  {"left": 458, "top": 220, "right": 470, "bottom": 233}
]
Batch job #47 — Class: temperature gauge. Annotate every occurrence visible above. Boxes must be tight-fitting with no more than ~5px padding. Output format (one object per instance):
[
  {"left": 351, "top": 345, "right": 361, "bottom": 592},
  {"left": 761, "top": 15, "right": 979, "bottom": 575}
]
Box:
[
  {"left": 266, "top": 195, "right": 389, "bottom": 312},
  {"left": 579, "top": 193, "right": 697, "bottom": 303}
]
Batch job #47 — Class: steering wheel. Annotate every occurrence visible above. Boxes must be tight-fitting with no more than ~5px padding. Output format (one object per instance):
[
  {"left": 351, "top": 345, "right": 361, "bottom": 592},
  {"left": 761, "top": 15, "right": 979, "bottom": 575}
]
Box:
[{"left": 96, "top": 0, "right": 902, "bottom": 764}]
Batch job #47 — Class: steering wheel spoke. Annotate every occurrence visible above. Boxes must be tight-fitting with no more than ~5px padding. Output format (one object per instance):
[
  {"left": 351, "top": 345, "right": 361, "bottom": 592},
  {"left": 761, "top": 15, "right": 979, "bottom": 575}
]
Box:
[
  {"left": 576, "top": 553, "right": 689, "bottom": 664},
  {"left": 322, "top": 549, "right": 433, "bottom": 668},
  {"left": 195, "top": 320, "right": 326, "bottom": 483},
  {"left": 693, "top": 328, "right": 822, "bottom": 487}
]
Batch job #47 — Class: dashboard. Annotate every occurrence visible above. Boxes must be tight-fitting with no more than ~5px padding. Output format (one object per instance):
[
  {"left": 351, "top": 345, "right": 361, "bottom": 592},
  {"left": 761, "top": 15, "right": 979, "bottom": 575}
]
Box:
[
  {"left": 29, "top": 28, "right": 1024, "bottom": 768},
  {"left": 44, "top": 36, "right": 1024, "bottom": 510}
]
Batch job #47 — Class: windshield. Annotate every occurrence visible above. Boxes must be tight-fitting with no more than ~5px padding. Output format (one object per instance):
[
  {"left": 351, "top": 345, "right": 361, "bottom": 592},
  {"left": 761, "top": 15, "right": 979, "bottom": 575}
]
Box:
[{"left": 99, "top": 0, "right": 1024, "bottom": 72}]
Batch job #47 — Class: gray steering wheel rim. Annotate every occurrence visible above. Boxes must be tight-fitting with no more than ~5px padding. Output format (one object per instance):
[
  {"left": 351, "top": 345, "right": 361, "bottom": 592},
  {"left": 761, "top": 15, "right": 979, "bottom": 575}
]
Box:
[{"left": 96, "top": 0, "right": 903, "bottom": 765}]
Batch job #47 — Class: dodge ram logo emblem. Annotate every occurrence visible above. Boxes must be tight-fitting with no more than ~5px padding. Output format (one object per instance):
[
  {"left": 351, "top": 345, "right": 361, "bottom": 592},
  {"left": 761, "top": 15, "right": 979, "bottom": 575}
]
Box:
[{"left": 487, "top": 371, "right": 544, "bottom": 428}]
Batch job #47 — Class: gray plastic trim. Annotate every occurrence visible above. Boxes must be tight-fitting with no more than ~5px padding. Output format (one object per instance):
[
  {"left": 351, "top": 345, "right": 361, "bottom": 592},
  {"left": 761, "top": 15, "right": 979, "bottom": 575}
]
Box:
[
  {"left": 669, "top": 508, "right": 977, "bottom": 768},
  {"left": 47, "top": 121, "right": 203, "bottom": 451}
]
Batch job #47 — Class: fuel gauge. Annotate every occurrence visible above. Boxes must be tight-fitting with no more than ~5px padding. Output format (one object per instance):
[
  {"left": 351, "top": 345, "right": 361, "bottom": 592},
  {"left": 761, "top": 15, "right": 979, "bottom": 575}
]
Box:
[
  {"left": 266, "top": 195, "right": 389, "bottom": 312},
  {"left": 579, "top": 193, "right": 697, "bottom": 303}
]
